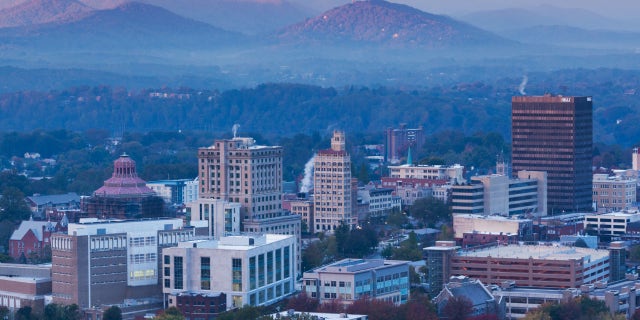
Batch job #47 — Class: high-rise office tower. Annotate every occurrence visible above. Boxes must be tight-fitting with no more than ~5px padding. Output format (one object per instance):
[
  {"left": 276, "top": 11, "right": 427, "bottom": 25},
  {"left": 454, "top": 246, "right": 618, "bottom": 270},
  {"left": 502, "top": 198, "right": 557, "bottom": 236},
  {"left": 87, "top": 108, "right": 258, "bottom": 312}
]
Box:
[
  {"left": 197, "top": 137, "right": 283, "bottom": 221},
  {"left": 511, "top": 95, "right": 593, "bottom": 213},
  {"left": 313, "top": 131, "right": 355, "bottom": 231},
  {"left": 385, "top": 124, "right": 425, "bottom": 163}
]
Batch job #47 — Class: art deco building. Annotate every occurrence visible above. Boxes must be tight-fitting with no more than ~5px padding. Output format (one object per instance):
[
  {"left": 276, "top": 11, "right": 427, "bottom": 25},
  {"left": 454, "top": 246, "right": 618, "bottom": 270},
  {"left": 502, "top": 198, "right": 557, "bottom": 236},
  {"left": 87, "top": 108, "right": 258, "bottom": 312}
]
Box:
[
  {"left": 197, "top": 137, "right": 282, "bottom": 221},
  {"left": 313, "top": 131, "right": 355, "bottom": 231},
  {"left": 197, "top": 137, "right": 301, "bottom": 274},
  {"left": 511, "top": 95, "right": 593, "bottom": 213},
  {"left": 81, "top": 154, "right": 164, "bottom": 219}
]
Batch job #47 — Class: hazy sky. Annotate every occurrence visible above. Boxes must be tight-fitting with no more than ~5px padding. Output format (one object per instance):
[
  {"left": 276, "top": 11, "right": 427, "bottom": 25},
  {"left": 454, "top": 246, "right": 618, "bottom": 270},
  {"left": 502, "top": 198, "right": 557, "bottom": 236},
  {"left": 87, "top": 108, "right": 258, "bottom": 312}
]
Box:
[{"left": 410, "top": 0, "right": 639, "bottom": 19}]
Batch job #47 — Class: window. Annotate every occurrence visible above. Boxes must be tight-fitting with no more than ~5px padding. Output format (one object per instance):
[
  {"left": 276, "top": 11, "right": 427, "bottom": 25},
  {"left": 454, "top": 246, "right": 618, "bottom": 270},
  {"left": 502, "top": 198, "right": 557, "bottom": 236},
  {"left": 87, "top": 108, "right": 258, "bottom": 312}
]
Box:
[
  {"left": 250, "top": 256, "right": 257, "bottom": 290},
  {"left": 174, "top": 256, "right": 183, "bottom": 290},
  {"left": 258, "top": 254, "right": 265, "bottom": 287},
  {"left": 232, "top": 258, "right": 242, "bottom": 291},
  {"left": 275, "top": 249, "right": 282, "bottom": 281},
  {"left": 201, "top": 257, "right": 211, "bottom": 290},
  {"left": 267, "top": 251, "right": 274, "bottom": 285},
  {"left": 284, "top": 246, "right": 290, "bottom": 278}
]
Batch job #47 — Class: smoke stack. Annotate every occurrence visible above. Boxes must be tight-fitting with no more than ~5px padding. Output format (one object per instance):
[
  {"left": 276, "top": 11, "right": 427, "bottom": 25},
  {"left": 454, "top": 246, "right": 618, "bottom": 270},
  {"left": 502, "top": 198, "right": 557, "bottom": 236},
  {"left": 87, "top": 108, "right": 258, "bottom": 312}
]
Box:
[
  {"left": 299, "top": 154, "right": 316, "bottom": 193},
  {"left": 519, "top": 75, "right": 528, "bottom": 96}
]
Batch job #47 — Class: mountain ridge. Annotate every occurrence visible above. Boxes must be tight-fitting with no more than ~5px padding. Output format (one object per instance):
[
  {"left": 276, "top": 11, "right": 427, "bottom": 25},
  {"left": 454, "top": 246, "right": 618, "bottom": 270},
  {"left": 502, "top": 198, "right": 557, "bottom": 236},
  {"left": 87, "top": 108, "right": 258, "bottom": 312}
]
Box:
[
  {"left": 0, "top": 0, "right": 93, "bottom": 28},
  {"left": 276, "top": 0, "right": 510, "bottom": 48}
]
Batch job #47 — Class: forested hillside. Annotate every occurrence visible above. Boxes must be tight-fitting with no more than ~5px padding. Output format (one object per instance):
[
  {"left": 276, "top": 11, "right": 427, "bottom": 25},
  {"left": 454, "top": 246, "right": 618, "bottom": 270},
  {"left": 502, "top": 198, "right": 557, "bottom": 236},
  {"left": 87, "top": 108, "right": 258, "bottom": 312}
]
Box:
[{"left": 0, "top": 68, "right": 639, "bottom": 146}]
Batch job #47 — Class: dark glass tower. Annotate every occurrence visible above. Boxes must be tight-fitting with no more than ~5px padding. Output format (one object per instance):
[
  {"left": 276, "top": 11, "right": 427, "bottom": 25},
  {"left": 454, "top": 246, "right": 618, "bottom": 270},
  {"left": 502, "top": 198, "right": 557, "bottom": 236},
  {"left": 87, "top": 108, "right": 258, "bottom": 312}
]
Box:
[{"left": 511, "top": 95, "right": 593, "bottom": 214}]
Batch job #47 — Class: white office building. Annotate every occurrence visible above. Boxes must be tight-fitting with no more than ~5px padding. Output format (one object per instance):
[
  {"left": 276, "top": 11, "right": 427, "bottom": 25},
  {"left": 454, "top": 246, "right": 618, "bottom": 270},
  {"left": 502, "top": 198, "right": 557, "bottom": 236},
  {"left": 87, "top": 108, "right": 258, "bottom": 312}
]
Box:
[{"left": 162, "top": 234, "right": 297, "bottom": 310}]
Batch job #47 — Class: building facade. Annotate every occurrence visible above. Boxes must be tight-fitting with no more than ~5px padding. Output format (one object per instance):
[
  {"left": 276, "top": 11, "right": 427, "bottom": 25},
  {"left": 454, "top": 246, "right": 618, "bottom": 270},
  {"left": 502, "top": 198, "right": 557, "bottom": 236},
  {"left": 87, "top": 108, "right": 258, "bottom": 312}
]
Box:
[
  {"left": 356, "top": 188, "right": 401, "bottom": 221},
  {"left": 289, "top": 199, "right": 314, "bottom": 233},
  {"left": 313, "top": 131, "right": 355, "bottom": 231},
  {"left": 25, "top": 192, "right": 80, "bottom": 217},
  {"left": 302, "top": 259, "right": 410, "bottom": 306},
  {"left": 452, "top": 171, "right": 547, "bottom": 217},
  {"left": 452, "top": 214, "right": 533, "bottom": 241},
  {"left": 584, "top": 211, "right": 640, "bottom": 239},
  {"left": 592, "top": 174, "right": 636, "bottom": 213},
  {"left": 511, "top": 95, "right": 593, "bottom": 213},
  {"left": 162, "top": 234, "right": 297, "bottom": 310},
  {"left": 450, "top": 244, "right": 610, "bottom": 288},
  {"left": 387, "top": 164, "right": 464, "bottom": 184},
  {"left": 197, "top": 137, "right": 283, "bottom": 221},
  {"left": 51, "top": 218, "right": 195, "bottom": 310},
  {"left": 146, "top": 179, "right": 198, "bottom": 205},
  {"left": 9, "top": 220, "right": 62, "bottom": 261},
  {"left": 0, "top": 264, "right": 51, "bottom": 315},
  {"left": 424, "top": 241, "right": 460, "bottom": 297},
  {"left": 385, "top": 125, "right": 425, "bottom": 164},
  {"left": 186, "top": 198, "right": 241, "bottom": 238}
]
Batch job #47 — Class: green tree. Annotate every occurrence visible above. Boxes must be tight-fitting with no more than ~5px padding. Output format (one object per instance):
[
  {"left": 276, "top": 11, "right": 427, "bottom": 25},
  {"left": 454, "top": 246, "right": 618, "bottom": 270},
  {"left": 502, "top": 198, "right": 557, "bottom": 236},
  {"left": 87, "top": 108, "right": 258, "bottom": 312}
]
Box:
[
  {"left": 410, "top": 197, "right": 451, "bottom": 228},
  {"left": 155, "top": 307, "right": 184, "bottom": 320},
  {"left": 0, "top": 306, "right": 9, "bottom": 320},
  {"left": 63, "top": 304, "right": 81, "bottom": 320},
  {"left": 357, "top": 163, "right": 370, "bottom": 184},
  {"left": 381, "top": 244, "right": 394, "bottom": 259},
  {"left": 523, "top": 296, "right": 618, "bottom": 320},
  {"left": 103, "top": 306, "right": 122, "bottom": 320},
  {"left": 391, "top": 232, "right": 423, "bottom": 261},
  {"left": 387, "top": 211, "right": 408, "bottom": 229},
  {"left": 15, "top": 306, "right": 35, "bottom": 320},
  {"left": 302, "top": 240, "right": 326, "bottom": 272},
  {"left": 0, "top": 187, "right": 31, "bottom": 221},
  {"left": 217, "top": 305, "right": 266, "bottom": 320},
  {"left": 334, "top": 222, "right": 350, "bottom": 258}
]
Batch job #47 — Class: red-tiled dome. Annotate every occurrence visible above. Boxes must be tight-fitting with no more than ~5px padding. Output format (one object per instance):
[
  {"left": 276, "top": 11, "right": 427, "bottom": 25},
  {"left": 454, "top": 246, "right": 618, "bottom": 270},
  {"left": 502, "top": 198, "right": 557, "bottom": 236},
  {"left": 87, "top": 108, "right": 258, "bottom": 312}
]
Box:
[{"left": 94, "top": 154, "right": 155, "bottom": 197}]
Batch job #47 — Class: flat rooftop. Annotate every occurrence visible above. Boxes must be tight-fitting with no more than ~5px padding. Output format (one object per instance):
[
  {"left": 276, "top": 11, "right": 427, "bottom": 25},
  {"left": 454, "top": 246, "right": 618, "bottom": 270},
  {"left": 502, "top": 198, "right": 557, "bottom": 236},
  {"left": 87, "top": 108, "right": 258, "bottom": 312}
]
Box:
[
  {"left": 454, "top": 214, "right": 532, "bottom": 222},
  {"left": 459, "top": 244, "right": 609, "bottom": 261},
  {"left": 178, "top": 234, "right": 294, "bottom": 251},
  {"left": 311, "top": 259, "right": 408, "bottom": 274}
]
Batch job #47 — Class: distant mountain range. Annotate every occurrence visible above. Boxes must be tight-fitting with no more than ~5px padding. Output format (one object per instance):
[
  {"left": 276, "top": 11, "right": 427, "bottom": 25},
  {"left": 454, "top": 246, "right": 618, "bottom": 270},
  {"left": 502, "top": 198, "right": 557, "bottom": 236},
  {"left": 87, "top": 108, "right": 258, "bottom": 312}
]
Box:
[
  {"left": 0, "top": 0, "right": 91, "bottom": 27},
  {"left": 276, "top": 0, "right": 509, "bottom": 47},
  {"left": 0, "top": 0, "right": 517, "bottom": 59},
  {"left": 503, "top": 25, "right": 640, "bottom": 50},
  {"left": 0, "top": 0, "right": 241, "bottom": 51},
  {"left": 0, "top": 0, "right": 637, "bottom": 90},
  {"left": 461, "top": 5, "right": 632, "bottom": 32}
]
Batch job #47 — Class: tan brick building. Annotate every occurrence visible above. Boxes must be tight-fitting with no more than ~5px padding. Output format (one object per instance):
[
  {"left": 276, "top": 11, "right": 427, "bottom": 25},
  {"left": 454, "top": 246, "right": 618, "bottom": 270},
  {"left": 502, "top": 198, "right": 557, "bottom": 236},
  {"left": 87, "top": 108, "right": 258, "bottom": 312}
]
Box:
[
  {"left": 313, "top": 131, "right": 355, "bottom": 231},
  {"left": 197, "top": 137, "right": 283, "bottom": 221},
  {"left": 592, "top": 173, "right": 636, "bottom": 213}
]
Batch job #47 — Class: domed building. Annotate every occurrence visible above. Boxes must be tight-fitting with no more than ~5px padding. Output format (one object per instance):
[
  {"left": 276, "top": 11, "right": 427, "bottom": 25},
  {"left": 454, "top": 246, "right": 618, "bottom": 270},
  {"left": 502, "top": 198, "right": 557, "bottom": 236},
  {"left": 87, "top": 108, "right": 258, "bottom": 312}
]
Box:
[{"left": 81, "top": 154, "right": 165, "bottom": 219}]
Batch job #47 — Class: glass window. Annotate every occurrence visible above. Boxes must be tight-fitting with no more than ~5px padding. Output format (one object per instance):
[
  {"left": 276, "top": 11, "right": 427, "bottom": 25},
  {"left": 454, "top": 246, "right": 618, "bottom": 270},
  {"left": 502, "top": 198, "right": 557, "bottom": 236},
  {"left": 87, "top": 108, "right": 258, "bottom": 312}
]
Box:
[
  {"left": 201, "top": 257, "right": 211, "bottom": 290},
  {"left": 232, "top": 258, "right": 242, "bottom": 291}
]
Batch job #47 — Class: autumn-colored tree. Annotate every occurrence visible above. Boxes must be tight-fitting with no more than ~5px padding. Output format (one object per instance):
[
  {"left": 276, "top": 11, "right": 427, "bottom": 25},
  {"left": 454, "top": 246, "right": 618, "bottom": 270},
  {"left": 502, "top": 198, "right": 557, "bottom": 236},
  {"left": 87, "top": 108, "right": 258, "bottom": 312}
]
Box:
[
  {"left": 316, "top": 299, "right": 344, "bottom": 314},
  {"left": 286, "top": 292, "right": 319, "bottom": 312},
  {"left": 346, "top": 298, "right": 398, "bottom": 320},
  {"left": 442, "top": 296, "right": 473, "bottom": 320}
]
